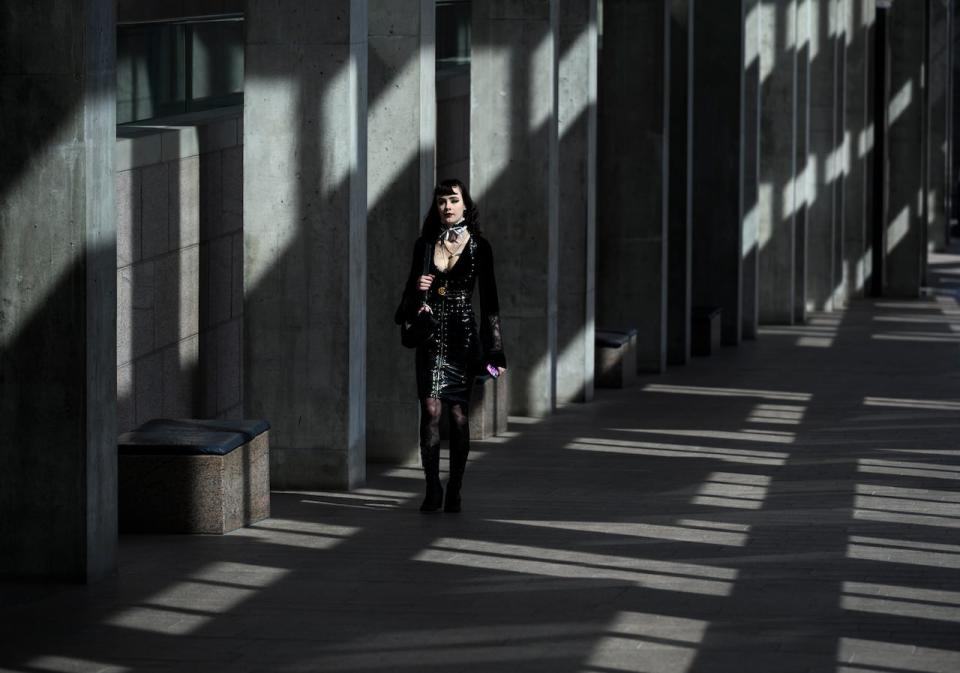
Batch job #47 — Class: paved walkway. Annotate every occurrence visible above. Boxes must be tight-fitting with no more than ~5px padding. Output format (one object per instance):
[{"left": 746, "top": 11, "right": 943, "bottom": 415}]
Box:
[{"left": 4, "top": 251, "right": 960, "bottom": 673}]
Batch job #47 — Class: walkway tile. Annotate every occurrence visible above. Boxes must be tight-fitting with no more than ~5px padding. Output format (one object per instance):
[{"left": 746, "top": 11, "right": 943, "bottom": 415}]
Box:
[{"left": 3, "top": 254, "right": 960, "bottom": 672}]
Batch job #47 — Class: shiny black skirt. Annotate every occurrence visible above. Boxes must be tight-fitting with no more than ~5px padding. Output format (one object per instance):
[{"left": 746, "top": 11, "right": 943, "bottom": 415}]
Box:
[{"left": 415, "top": 295, "right": 481, "bottom": 403}]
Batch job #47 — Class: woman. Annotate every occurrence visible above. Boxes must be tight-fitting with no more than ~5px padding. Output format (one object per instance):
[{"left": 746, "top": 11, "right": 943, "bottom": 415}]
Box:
[{"left": 397, "top": 179, "right": 506, "bottom": 513}]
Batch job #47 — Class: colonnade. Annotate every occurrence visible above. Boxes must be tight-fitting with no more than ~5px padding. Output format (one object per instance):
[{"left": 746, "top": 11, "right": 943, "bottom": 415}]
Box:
[{"left": 1, "top": 0, "right": 953, "bottom": 580}]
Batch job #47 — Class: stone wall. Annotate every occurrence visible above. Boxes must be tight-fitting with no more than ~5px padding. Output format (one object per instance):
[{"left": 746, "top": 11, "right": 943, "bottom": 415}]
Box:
[{"left": 115, "top": 109, "right": 244, "bottom": 433}]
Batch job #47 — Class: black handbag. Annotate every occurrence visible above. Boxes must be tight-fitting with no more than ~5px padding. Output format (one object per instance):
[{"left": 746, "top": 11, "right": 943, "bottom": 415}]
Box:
[{"left": 396, "top": 241, "right": 437, "bottom": 349}]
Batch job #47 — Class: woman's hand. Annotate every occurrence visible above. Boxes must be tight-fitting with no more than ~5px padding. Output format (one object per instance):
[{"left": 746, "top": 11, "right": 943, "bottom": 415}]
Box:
[
  {"left": 418, "top": 274, "right": 435, "bottom": 291},
  {"left": 486, "top": 364, "right": 507, "bottom": 378}
]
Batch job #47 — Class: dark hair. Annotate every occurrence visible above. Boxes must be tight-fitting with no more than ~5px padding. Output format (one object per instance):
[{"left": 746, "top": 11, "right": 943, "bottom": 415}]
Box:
[{"left": 420, "top": 178, "right": 480, "bottom": 241}]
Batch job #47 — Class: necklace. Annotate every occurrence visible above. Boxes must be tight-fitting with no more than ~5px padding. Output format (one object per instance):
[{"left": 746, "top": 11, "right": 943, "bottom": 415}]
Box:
[{"left": 434, "top": 230, "right": 469, "bottom": 272}]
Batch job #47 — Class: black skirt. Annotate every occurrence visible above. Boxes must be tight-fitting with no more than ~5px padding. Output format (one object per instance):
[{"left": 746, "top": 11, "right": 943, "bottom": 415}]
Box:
[{"left": 415, "top": 293, "right": 481, "bottom": 403}]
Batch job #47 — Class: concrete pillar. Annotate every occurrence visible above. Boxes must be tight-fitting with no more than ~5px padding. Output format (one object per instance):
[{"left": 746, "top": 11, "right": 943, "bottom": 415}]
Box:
[
  {"left": 557, "top": 0, "right": 597, "bottom": 403},
  {"left": 598, "top": 0, "right": 670, "bottom": 371},
  {"left": 928, "top": 0, "right": 950, "bottom": 253},
  {"left": 844, "top": 0, "right": 875, "bottom": 296},
  {"left": 807, "top": 0, "right": 840, "bottom": 311},
  {"left": 471, "top": 0, "right": 559, "bottom": 417},
  {"left": 0, "top": 0, "right": 117, "bottom": 581},
  {"left": 743, "top": 0, "right": 762, "bottom": 339},
  {"left": 833, "top": 0, "right": 848, "bottom": 306},
  {"left": 759, "top": 0, "right": 798, "bottom": 324},
  {"left": 952, "top": 5, "right": 960, "bottom": 224},
  {"left": 366, "top": 0, "right": 434, "bottom": 462},
  {"left": 692, "top": 1, "right": 748, "bottom": 345},
  {"left": 884, "top": 0, "right": 925, "bottom": 296},
  {"left": 668, "top": 0, "right": 692, "bottom": 364},
  {"left": 794, "top": 0, "right": 811, "bottom": 322},
  {"left": 244, "top": 0, "right": 368, "bottom": 488}
]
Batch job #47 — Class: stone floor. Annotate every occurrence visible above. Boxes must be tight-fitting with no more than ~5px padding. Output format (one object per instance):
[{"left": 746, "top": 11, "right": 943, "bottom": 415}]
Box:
[{"left": 3, "top": 253, "right": 960, "bottom": 673}]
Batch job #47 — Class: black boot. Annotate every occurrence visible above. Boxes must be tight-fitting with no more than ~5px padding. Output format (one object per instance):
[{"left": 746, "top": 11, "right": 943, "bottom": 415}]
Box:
[
  {"left": 419, "top": 443, "right": 444, "bottom": 512},
  {"left": 445, "top": 434, "right": 469, "bottom": 513}
]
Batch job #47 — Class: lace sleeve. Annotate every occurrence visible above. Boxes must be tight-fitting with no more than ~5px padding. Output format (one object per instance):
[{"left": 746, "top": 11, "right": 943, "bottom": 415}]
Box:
[
  {"left": 477, "top": 238, "right": 506, "bottom": 367},
  {"left": 482, "top": 313, "right": 507, "bottom": 368}
]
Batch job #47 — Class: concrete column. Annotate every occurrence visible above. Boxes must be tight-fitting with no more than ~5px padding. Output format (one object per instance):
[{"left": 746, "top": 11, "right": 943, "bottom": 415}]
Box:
[
  {"left": 794, "top": 0, "right": 811, "bottom": 322},
  {"left": 833, "top": 0, "right": 848, "bottom": 306},
  {"left": 557, "top": 0, "right": 597, "bottom": 404},
  {"left": 844, "top": 0, "right": 874, "bottom": 296},
  {"left": 471, "top": 0, "right": 559, "bottom": 417},
  {"left": 743, "top": 0, "right": 762, "bottom": 339},
  {"left": 807, "top": 0, "right": 840, "bottom": 311},
  {"left": 244, "top": 0, "right": 368, "bottom": 488},
  {"left": 366, "top": 1, "right": 434, "bottom": 462},
  {"left": 952, "top": 5, "right": 960, "bottom": 224},
  {"left": 759, "top": 0, "right": 798, "bottom": 324},
  {"left": 0, "top": 0, "right": 117, "bottom": 581},
  {"left": 692, "top": 1, "right": 747, "bottom": 345},
  {"left": 884, "top": 0, "right": 925, "bottom": 296},
  {"left": 598, "top": 0, "right": 670, "bottom": 371},
  {"left": 668, "top": 0, "right": 692, "bottom": 364},
  {"left": 928, "top": 0, "right": 950, "bottom": 253}
]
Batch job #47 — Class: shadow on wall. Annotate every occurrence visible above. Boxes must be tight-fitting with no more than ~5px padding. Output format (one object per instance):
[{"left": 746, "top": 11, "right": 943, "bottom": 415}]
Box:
[{"left": 115, "top": 117, "right": 245, "bottom": 435}]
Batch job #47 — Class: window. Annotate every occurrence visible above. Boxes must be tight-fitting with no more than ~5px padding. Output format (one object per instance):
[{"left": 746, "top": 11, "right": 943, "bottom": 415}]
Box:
[
  {"left": 117, "top": 16, "right": 244, "bottom": 124},
  {"left": 436, "top": 1, "right": 470, "bottom": 73}
]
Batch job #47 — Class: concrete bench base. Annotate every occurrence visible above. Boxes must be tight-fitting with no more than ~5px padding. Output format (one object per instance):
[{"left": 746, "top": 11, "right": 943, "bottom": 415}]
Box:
[
  {"left": 495, "top": 371, "right": 509, "bottom": 434},
  {"left": 119, "top": 427, "right": 270, "bottom": 535},
  {"left": 440, "top": 371, "right": 509, "bottom": 440},
  {"left": 692, "top": 307, "right": 722, "bottom": 356},
  {"left": 595, "top": 329, "right": 637, "bottom": 388}
]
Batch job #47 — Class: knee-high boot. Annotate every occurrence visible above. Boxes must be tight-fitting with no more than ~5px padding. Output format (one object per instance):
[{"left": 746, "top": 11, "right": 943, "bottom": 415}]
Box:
[
  {"left": 419, "top": 443, "right": 444, "bottom": 512},
  {"left": 445, "top": 433, "right": 469, "bottom": 513}
]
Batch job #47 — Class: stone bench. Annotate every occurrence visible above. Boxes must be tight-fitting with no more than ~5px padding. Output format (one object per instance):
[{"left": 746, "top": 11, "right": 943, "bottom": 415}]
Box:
[
  {"left": 440, "top": 370, "right": 509, "bottom": 440},
  {"left": 595, "top": 328, "right": 638, "bottom": 388},
  {"left": 692, "top": 306, "right": 722, "bottom": 356},
  {"left": 118, "top": 418, "right": 271, "bottom": 534}
]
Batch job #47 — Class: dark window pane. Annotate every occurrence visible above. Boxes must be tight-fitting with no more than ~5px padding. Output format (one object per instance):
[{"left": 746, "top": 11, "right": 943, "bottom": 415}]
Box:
[
  {"left": 117, "top": 24, "right": 186, "bottom": 123},
  {"left": 437, "top": 1, "right": 470, "bottom": 72},
  {"left": 189, "top": 19, "right": 244, "bottom": 111},
  {"left": 117, "top": 17, "right": 244, "bottom": 124}
]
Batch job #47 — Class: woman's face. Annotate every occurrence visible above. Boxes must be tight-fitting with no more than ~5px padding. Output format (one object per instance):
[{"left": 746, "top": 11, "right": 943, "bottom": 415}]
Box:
[{"left": 436, "top": 187, "right": 466, "bottom": 226}]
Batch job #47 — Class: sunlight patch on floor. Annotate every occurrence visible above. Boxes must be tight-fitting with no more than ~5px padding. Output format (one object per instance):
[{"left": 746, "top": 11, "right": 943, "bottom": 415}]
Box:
[
  {"left": 872, "top": 332, "right": 960, "bottom": 344},
  {"left": 567, "top": 437, "right": 788, "bottom": 466},
  {"left": 642, "top": 384, "right": 811, "bottom": 402},
  {"left": 414, "top": 538, "right": 738, "bottom": 596},
  {"left": 612, "top": 428, "right": 796, "bottom": 444},
  {"left": 858, "top": 457, "right": 960, "bottom": 481},
  {"left": 855, "top": 494, "right": 960, "bottom": 518},
  {"left": 837, "top": 636, "right": 960, "bottom": 673},
  {"left": 746, "top": 403, "right": 807, "bottom": 425},
  {"left": 846, "top": 535, "right": 960, "bottom": 569},
  {"left": 692, "top": 472, "right": 772, "bottom": 510},
  {"left": 230, "top": 518, "right": 361, "bottom": 548},
  {"left": 25, "top": 656, "right": 131, "bottom": 673},
  {"left": 582, "top": 612, "right": 708, "bottom": 673},
  {"left": 842, "top": 582, "right": 960, "bottom": 623},
  {"left": 104, "top": 562, "right": 289, "bottom": 635},
  {"left": 488, "top": 518, "right": 750, "bottom": 547},
  {"left": 855, "top": 483, "right": 960, "bottom": 503},
  {"left": 864, "top": 396, "right": 960, "bottom": 412}
]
